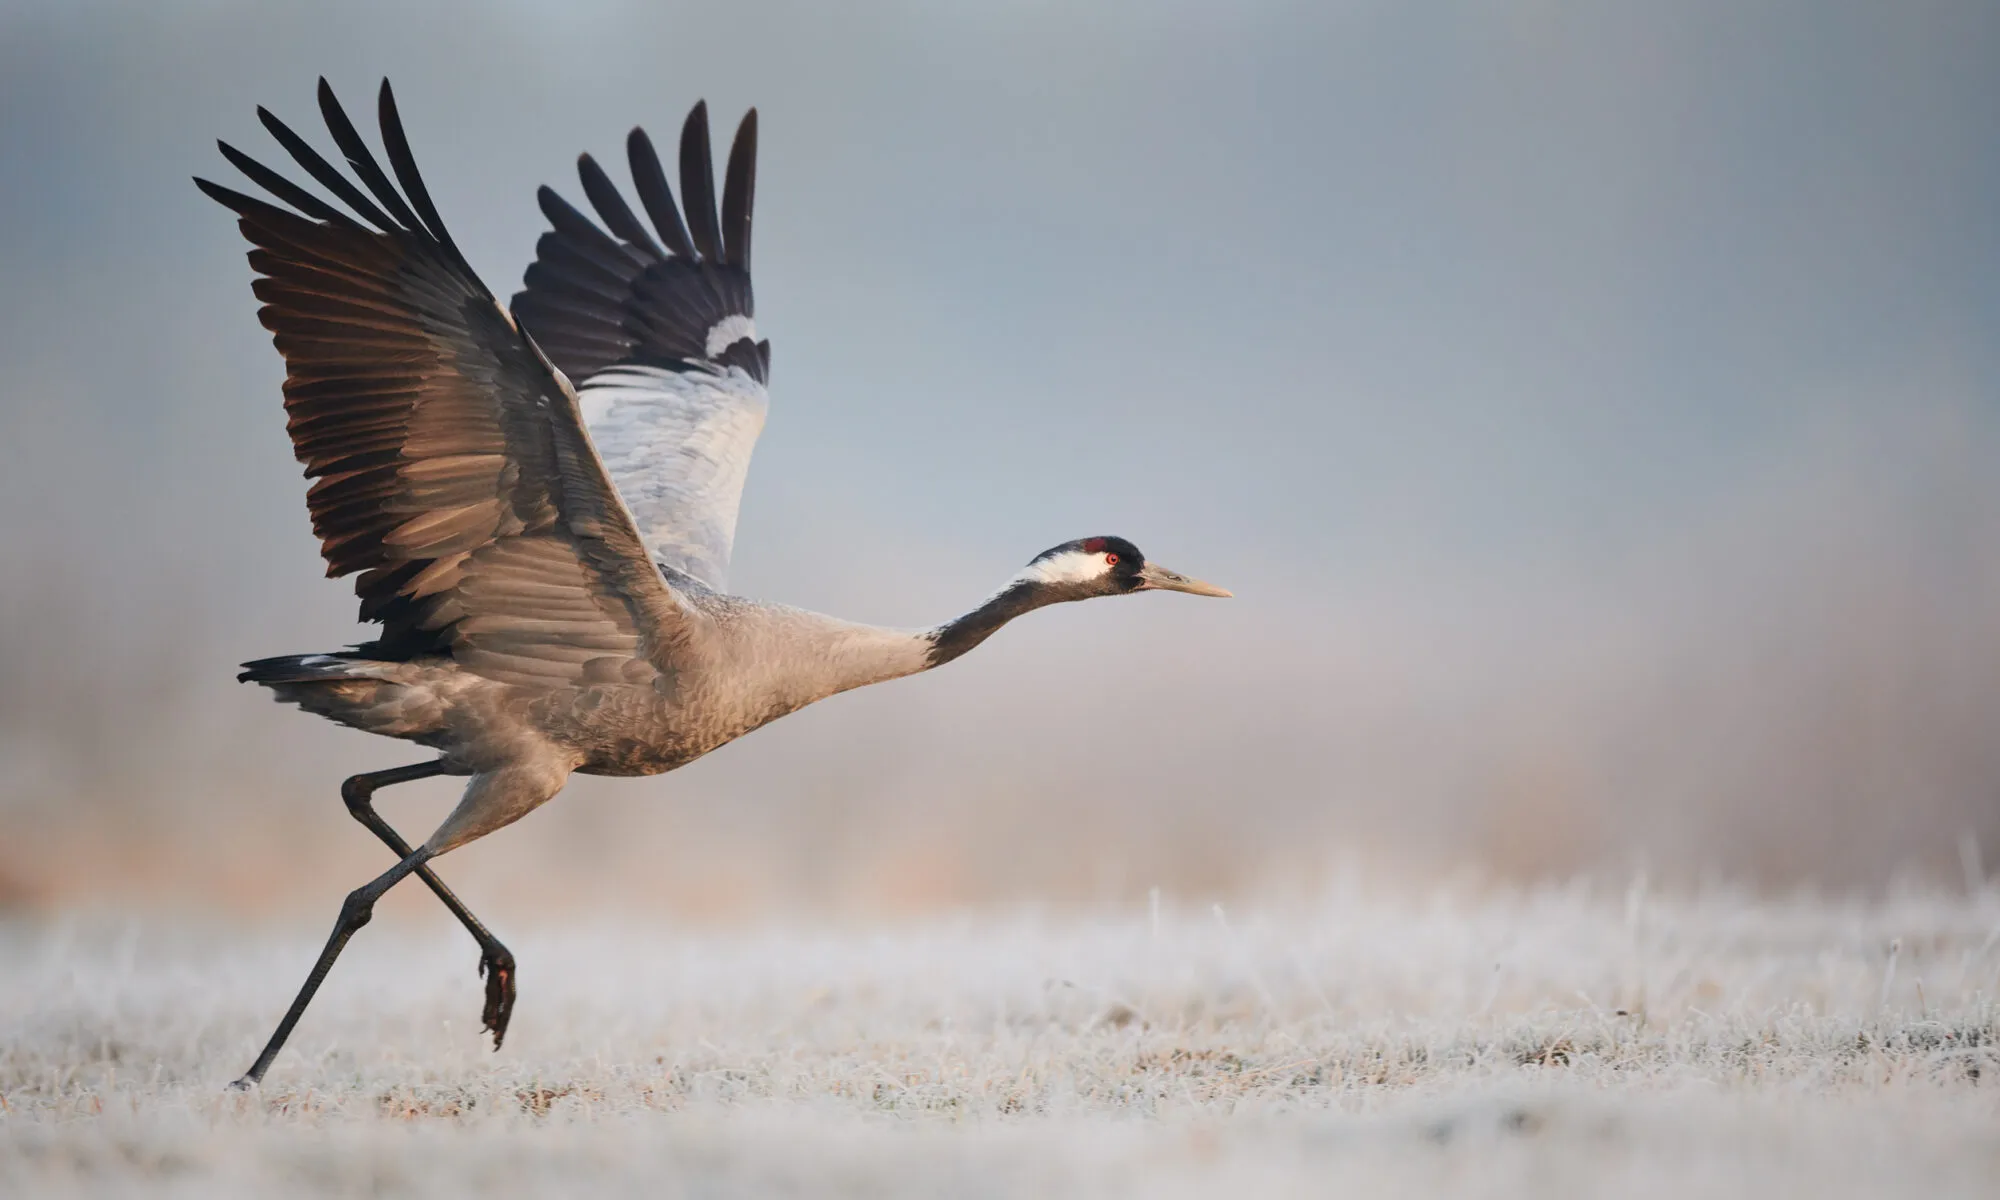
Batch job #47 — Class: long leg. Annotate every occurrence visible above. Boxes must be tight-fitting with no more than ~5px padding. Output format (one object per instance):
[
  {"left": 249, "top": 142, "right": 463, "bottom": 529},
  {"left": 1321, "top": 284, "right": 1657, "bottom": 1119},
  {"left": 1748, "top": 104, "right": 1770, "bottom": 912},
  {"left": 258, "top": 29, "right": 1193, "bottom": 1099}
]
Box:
[
  {"left": 342, "top": 763, "right": 516, "bottom": 1048},
  {"left": 231, "top": 846, "right": 432, "bottom": 1089}
]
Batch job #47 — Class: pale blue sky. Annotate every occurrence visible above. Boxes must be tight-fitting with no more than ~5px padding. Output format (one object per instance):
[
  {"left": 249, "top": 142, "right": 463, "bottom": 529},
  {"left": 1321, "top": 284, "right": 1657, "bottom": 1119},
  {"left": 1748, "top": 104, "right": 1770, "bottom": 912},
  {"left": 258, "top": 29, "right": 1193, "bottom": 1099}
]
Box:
[{"left": 3, "top": 1, "right": 1995, "bottom": 896}]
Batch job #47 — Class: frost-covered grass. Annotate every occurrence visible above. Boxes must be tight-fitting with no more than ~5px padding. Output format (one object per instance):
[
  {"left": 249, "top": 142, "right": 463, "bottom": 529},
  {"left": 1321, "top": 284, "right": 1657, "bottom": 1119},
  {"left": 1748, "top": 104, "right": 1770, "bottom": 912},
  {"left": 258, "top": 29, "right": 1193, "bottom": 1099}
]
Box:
[{"left": 4, "top": 880, "right": 1999, "bottom": 1196}]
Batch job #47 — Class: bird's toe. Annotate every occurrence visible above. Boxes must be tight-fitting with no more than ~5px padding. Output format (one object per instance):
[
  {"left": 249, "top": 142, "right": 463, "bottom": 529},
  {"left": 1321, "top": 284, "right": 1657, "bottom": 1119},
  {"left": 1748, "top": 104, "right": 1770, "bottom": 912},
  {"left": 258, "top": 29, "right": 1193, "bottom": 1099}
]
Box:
[{"left": 479, "top": 949, "right": 517, "bottom": 1050}]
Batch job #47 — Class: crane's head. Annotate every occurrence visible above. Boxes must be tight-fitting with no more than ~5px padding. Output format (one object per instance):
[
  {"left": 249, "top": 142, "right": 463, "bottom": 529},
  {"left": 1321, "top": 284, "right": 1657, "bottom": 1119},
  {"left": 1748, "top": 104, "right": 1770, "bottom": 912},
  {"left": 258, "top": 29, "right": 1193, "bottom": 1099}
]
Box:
[
  {"left": 928, "top": 536, "right": 1229, "bottom": 666},
  {"left": 1016, "top": 536, "right": 1231, "bottom": 601}
]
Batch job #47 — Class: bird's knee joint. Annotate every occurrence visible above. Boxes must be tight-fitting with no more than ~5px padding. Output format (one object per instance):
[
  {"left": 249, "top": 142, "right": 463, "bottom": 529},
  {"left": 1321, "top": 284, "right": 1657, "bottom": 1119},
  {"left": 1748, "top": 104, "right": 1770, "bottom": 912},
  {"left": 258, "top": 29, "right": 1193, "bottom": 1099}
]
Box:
[
  {"left": 341, "top": 777, "right": 374, "bottom": 815},
  {"left": 338, "top": 887, "right": 376, "bottom": 928}
]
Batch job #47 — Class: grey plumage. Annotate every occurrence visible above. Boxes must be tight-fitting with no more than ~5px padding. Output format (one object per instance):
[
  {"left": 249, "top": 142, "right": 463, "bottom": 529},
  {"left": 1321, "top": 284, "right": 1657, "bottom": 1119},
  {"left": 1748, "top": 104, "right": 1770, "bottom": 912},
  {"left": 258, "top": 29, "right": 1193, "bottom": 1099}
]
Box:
[
  {"left": 201, "top": 79, "right": 1227, "bottom": 1088},
  {"left": 576, "top": 364, "right": 767, "bottom": 590}
]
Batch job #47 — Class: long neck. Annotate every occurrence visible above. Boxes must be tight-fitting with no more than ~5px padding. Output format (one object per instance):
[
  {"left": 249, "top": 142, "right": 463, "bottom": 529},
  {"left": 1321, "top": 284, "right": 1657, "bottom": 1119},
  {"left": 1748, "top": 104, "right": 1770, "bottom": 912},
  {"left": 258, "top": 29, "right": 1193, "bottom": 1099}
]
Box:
[
  {"left": 926, "top": 581, "right": 1063, "bottom": 668},
  {"left": 729, "top": 580, "right": 1065, "bottom": 720}
]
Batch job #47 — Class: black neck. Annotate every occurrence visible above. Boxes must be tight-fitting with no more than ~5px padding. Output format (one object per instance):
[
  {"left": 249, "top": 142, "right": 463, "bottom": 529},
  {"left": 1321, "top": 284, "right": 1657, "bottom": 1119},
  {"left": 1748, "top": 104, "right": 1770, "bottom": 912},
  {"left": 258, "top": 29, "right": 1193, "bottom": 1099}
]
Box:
[{"left": 926, "top": 581, "right": 1063, "bottom": 668}]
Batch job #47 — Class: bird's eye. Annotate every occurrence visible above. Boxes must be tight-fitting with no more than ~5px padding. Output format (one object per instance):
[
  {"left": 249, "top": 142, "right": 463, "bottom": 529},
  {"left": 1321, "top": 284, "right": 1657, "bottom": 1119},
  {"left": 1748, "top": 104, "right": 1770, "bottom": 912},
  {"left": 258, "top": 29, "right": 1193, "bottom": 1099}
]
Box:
[{"left": 1104, "top": 553, "right": 1119, "bottom": 565}]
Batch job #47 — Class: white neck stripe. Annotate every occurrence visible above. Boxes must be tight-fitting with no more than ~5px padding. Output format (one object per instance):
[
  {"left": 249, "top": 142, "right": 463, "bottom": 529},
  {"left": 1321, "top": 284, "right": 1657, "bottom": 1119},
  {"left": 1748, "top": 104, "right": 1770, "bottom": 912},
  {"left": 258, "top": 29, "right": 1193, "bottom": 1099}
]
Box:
[{"left": 1015, "top": 549, "right": 1112, "bottom": 586}]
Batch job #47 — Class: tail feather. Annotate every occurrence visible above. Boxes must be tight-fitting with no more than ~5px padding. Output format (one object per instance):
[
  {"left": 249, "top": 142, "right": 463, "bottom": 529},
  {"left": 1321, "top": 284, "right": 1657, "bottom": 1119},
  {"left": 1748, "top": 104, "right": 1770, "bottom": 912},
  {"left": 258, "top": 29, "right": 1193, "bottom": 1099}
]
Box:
[
  {"left": 237, "top": 653, "right": 366, "bottom": 684},
  {"left": 239, "top": 652, "right": 450, "bottom": 743}
]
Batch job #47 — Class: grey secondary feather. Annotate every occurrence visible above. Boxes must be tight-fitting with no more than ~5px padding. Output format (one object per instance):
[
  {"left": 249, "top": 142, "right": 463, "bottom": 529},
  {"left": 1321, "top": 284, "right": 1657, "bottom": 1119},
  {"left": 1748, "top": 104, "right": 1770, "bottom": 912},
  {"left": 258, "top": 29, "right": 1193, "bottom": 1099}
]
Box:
[
  {"left": 576, "top": 363, "right": 767, "bottom": 590},
  {"left": 200, "top": 79, "right": 1228, "bottom": 1087}
]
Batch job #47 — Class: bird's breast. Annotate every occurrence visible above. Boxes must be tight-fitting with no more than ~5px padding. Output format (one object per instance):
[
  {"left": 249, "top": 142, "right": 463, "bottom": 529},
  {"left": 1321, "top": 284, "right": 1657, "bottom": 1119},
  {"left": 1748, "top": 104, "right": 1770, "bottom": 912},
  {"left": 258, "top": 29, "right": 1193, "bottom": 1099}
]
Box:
[{"left": 548, "top": 677, "right": 802, "bottom": 778}]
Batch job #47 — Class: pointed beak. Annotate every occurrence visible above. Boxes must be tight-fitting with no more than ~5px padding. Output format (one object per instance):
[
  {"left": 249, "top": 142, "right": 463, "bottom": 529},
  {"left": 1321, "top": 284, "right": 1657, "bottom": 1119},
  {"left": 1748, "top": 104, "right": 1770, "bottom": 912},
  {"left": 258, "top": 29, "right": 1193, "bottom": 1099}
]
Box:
[{"left": 1135, "top": 562, "right": 1233, "bottom": 598}]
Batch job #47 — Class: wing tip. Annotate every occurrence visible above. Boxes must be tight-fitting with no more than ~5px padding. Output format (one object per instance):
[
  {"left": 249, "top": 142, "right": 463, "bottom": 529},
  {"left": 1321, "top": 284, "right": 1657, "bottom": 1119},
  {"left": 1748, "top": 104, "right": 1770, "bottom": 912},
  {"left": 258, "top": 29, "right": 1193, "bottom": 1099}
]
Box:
[
  {"left": 627, "top": 122, "right": 696, "bottom": 260},
  {"left": 721, "top": 108, "right": 758, "bottom": 269},
  {"left": 678, "top": 101, "right": 722, "bottom": 262},
  {"left": 193, "top": 174, "right": 254, "bottom": 214}
]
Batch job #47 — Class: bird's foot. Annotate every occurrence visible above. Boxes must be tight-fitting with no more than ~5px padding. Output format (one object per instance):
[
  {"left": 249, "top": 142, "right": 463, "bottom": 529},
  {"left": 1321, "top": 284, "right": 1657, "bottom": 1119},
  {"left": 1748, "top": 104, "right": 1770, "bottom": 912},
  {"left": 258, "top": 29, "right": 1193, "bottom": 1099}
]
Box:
[
  {"left": 479, "top": 948, "right": 516, "bottom": 1050},
  {"left": 227, "top": 1075, "right": 259, "bottom": 1092}
]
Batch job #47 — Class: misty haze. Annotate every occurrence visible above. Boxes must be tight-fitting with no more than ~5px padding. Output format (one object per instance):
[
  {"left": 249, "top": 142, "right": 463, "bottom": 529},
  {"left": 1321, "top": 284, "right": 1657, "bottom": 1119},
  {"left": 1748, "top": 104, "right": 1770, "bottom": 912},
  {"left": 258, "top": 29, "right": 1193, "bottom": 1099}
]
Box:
[{"left": 1, "top": 2, "right": 1996, "bottom": 1196}]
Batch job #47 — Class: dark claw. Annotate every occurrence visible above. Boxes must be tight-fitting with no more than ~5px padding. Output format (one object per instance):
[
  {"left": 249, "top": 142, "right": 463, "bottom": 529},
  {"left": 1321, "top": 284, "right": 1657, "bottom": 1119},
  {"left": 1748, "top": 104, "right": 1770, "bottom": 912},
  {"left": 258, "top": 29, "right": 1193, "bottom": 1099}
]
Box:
[{"left": 479, "top": 949, "right": 516, "bottom": 1049}]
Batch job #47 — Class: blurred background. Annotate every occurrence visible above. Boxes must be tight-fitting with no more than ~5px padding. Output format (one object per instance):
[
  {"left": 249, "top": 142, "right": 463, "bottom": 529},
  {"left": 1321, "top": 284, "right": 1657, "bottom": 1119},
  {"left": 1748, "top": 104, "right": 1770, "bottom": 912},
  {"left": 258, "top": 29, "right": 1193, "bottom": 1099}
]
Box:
[{"left": 2, "top": 0, "right": 1996, "bottom": 920}]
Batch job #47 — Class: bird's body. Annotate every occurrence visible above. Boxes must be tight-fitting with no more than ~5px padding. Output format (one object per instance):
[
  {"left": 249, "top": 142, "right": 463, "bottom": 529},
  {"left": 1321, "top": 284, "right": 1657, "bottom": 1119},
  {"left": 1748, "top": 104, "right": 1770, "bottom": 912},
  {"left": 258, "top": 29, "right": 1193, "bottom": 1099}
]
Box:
[
  {"left": 248, "top": 598, "right": 938, "bottom": 786},
  {"left": 200, "top": 78, "right": 1226, "bottom": 1087}
]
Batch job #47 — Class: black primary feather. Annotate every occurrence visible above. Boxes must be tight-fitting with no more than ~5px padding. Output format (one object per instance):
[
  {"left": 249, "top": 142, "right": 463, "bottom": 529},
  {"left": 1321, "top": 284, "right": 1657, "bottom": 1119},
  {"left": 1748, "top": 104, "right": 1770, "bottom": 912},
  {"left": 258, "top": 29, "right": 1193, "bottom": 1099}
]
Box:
[
  {"left": 377, "top": 79, "right": 474, "bottom": 273},
  {"left": 678, "top": 102, "right": 723, "bottom": 263},
  {"left": 216, "top": 140, "right": 357, "bottom": 227},
  {"left": 511, "top": 101, "right": 767, "bottom": 387},
  {"left": 256, "top": 103, "right": 398, "bottom": 232},
  {"left": 535, "top": 186, "right": 642, "bottom": 276},
  {"left": 316, "top": 77, "right": 426, "bottom": 235},
  {"left": 721, "top": 110, "right": 757, "bottom": 269},
  {"left": 579, "top": 153, "right": 665, "bottom": 257},
  {"left": 627, "top": 127, "right": 696, "bottom": 259}
]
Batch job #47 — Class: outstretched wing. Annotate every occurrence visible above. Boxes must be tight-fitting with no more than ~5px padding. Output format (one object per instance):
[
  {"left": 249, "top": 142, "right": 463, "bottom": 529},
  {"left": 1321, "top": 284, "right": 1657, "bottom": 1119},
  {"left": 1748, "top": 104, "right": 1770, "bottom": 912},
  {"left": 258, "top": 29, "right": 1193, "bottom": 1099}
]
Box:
[
  {"left": 199, "top": 78, "right": 695, "bottom": 687},
  {"left": 511, "top": 104, "right": 769, "bottom": 592}
]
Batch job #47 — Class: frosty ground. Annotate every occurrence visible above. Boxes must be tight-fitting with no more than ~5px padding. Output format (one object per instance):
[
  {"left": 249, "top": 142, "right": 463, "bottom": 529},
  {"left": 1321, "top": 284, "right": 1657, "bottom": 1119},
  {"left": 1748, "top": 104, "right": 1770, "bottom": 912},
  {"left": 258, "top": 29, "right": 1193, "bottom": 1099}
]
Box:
[{"left": 4, "top": 879, "right": 1997, "bottom": 1197}]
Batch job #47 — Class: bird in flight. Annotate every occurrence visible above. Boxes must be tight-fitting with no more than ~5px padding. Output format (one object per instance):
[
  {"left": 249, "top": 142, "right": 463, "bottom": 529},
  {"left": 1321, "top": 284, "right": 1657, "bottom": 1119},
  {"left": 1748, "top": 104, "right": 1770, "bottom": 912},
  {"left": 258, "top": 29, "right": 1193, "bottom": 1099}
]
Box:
[{"left": 198, "top": 78, "right": 1229, "bottom": 1089}]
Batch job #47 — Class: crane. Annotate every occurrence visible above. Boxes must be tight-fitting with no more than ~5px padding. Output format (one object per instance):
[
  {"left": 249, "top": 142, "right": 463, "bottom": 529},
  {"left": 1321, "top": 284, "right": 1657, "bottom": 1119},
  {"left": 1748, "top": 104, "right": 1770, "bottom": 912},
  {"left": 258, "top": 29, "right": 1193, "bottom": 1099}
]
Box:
[{"left": 198, "top": 79, "right": 1228, "bottom": 1089}]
